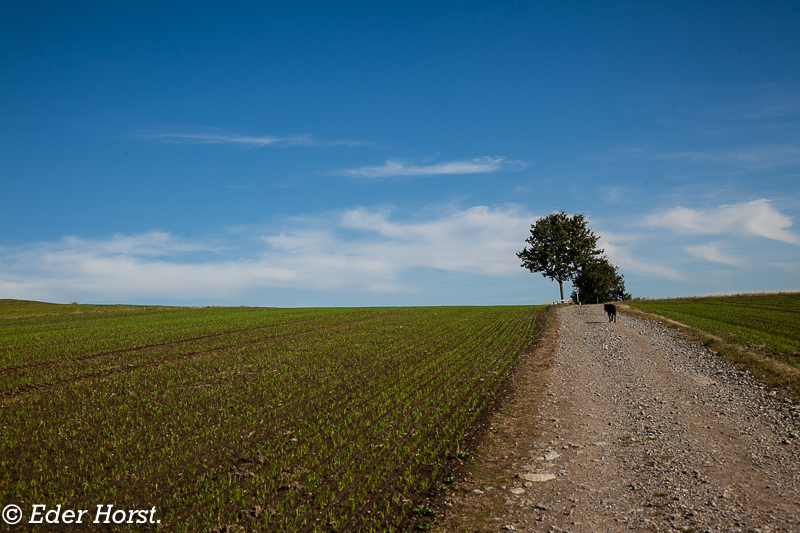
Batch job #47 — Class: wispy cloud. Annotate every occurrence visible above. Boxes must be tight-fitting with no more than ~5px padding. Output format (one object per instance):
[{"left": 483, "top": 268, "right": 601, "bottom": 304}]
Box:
[
  {"left": 652, "top": 144, "right": 800, "bottom": 169},
  {"left": 59, "top": 231, "right": 219, "bottom": 256},
  {"left": 600, "top": 186, "right": 624, "bottom": 204},
  {"left": 337, "top": 157, "right": 527, "bottom": 179},
  {"left": 644, "top": 199, "right": 800, "bottom": 245},
  {"left": 710, "top": 89, "right": 800, "bottom": 121},
  {"left": 598, "top": 143, "right": 800, "bottom": 171},
  {"left": 141, "top": 128, "right": 375, "bottom": 148},
  {"left": 685, "top": 242, "right": 742, "bottom": 266}
]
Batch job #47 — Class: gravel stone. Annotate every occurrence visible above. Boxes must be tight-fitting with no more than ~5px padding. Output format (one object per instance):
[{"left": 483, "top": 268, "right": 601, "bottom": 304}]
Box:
[{"left": 501, "top": 304, "right": 800, "bottom": 532}]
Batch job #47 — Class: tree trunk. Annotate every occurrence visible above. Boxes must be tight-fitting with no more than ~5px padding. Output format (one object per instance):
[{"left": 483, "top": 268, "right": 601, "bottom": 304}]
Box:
[{"left": 558, "top": 280, "right": 564, "bottom": 301}]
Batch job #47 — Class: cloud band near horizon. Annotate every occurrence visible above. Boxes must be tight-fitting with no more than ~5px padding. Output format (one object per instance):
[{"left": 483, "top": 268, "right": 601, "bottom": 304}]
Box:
[{"left": 1, "top": 199, "right": 796, "bottom": 304}]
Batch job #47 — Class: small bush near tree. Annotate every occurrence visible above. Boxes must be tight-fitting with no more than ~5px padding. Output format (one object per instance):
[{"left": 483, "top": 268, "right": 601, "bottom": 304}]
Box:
[{"left": 570, "top": 256, "right": 630, "bottom": 304}]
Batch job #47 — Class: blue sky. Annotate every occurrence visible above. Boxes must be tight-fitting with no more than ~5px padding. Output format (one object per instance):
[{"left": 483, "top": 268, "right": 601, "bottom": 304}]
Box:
[{"left": 1, "top": 1, "right": 799, "bottom": 306}]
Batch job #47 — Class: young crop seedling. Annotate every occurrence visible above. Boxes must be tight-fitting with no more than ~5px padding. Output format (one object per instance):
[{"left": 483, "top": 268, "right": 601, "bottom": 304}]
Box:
[
  {"left": 412, "top": 505, "right": 436, "bottom": 517},
  {"left": 0, "top": 303, "right": 546, "bottom": 531}
]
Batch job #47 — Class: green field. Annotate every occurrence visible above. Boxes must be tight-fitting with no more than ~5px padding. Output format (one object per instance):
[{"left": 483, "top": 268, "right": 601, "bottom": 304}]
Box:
[
  {"left": 0, "top": 301, "right": 546, "bottom": 531},
  {"left": 626, "top": 292, "right": 800, "bottom": 369}
]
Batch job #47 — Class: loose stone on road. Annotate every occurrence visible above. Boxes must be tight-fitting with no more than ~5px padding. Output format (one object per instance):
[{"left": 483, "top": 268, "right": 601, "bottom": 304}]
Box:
[{"left": 499, "top": 304, "right": 800, "bottom": 533}]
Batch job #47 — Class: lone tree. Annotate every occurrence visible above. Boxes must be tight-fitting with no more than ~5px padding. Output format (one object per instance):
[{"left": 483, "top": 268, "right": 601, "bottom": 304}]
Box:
[
  {"left": 517, "top": 211, "right": 602, "bottom": 301},
  {"left": 569, "top": 255, "right": 628, "bottom": 304}
]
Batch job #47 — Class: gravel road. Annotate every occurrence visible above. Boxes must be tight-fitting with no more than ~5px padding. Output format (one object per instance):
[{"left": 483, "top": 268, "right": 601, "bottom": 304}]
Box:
[{"left": 500, "top": 304, "right": 800, "bottom": 533}]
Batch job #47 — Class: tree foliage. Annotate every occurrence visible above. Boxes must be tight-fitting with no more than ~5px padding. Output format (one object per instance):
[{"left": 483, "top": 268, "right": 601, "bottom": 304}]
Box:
[
  {"left": 569, "top": 255, "right": 629, "bottom": 304},
  {"left": 516, "top": 211, "right": 602, "bottom": 300}
]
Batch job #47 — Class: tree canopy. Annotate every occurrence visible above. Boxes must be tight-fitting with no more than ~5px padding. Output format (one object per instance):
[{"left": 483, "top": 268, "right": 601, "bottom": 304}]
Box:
[
  {"left": 569, "top": 255, "right": 628, "bottom": 304},
  {"left": 516, "top": 211, "right": 602, "bottom": 301}
]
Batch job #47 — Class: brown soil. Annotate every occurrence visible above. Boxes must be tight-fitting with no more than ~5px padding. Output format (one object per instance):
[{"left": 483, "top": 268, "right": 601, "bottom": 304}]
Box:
[{"left": 418, "top": 305, "right": 559, "bottom": 532}]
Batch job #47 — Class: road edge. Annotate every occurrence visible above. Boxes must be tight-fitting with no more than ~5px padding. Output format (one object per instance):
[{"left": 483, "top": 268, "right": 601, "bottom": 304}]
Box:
[
  {"left": 421, "top": 305, "right": 560, "bottom": 533},
  {"left": 618, "top": 303, "right": 800, "bottom": 403}
]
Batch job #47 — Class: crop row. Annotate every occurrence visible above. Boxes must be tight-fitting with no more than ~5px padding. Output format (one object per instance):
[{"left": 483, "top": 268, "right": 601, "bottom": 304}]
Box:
[
  {"left": 1, "top": 304, "right": 546, "bottom": 531},
  {"left": 0, "top": 308, "right": 409, "bottom": 394},
  {"left": 0, "top": 307, "right": 382, "bottom": 369}
]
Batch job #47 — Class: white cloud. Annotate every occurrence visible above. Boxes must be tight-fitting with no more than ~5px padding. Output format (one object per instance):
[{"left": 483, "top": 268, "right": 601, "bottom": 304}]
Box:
[
  {"left": 142, "top": 128, "right": 373, "bottom": 148},
  {"left": 685, "top": 242, "right": 742, "bottom": 266},
  {"left": 336, "top": 205, "right": 530, "bottom": 275},
  {"left": 599, "top": 237, "right": 684, "bottom": 281},
  {"left": 0, "top": 232, "right": 294, "bottom": 302},
  {"left": 645, "top": 199, "right": 800, "bottom": 245},
  {"left": 338, "top": 157, "right": 527, "bottom": 178},
  {"left": 0, "top": 206, "right": 535, "bottom": 303},
  {"left": 263, "top": 205, "right": 532, "bottom": 280},
  {"left": 0, "top": 252, "right": 297, "bottom": 303}
]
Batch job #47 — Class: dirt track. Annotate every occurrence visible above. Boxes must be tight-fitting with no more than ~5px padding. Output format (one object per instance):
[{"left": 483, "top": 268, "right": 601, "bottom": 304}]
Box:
[{"left": 436, "top": 304, "right": 800, "bottom": 533}]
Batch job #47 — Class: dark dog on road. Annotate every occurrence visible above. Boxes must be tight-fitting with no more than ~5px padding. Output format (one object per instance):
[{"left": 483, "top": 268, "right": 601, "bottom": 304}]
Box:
[{"left": 604, "top": 303, "right": 617, "bottom": 322}]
